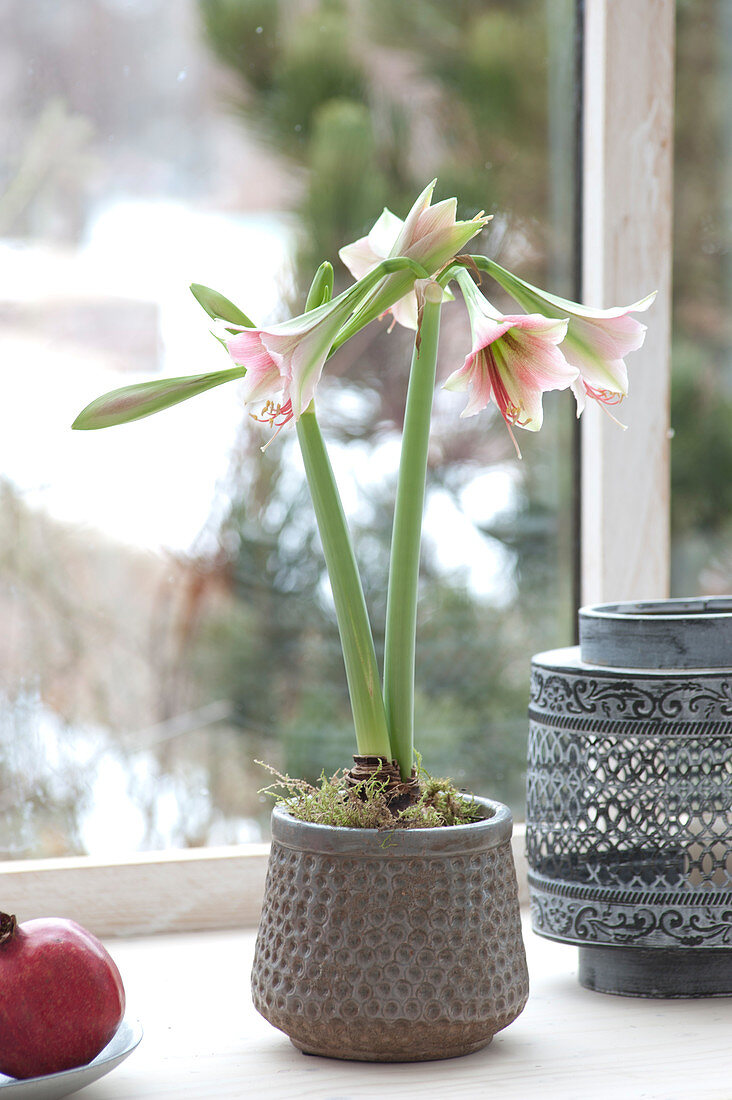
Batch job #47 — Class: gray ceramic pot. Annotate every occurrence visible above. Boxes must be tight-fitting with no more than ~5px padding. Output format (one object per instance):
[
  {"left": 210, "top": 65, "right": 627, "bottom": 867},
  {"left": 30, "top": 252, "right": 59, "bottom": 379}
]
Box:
[
  {"left": 251, "top": 796, "right": 528, "bottom": 1062},
  {"left": 527, "top": 596, "right": 732, "bottom": 997}
]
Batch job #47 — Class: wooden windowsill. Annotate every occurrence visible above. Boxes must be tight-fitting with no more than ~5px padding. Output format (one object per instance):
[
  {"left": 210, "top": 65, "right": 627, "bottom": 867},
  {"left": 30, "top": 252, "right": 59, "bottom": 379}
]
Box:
[
  {"left": 91, "top": 914, "right": 729, "bottom": 1099},
  {"left": 0, "top": 843, "right": 272, "bottom": 936},
  {"left": 0, "top": 828, "right": 529, "bottom": 936}
]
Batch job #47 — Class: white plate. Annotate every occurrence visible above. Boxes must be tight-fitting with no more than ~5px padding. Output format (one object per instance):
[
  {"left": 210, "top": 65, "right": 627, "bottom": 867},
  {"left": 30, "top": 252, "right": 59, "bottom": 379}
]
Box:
[{"left": 0, "top": 1017, "right": 142, "bottom": 1100}]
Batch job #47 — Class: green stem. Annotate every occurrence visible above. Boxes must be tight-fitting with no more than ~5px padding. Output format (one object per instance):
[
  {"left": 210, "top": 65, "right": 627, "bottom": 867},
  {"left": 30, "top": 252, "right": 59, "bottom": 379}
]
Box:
[
  {"left": 330, "top": 258, "right": 430, "bottom": 353},
  {"left": 468, "top": 255, "right": 539, "bottom": 313},
  {"left": 383, "top": 284, "right": 442, "bottom": 778},
  {"left": 296, "top": 408, "right": 392, "bottom": 759}
]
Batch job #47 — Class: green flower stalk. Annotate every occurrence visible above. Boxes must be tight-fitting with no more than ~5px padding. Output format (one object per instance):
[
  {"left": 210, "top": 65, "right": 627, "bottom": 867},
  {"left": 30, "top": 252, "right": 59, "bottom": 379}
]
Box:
[
  {"left": 383, "top": 282, "right": 443, "bottom": 777},
  {"left": 295, "top": 262, "right": 391, "bottom": 759},
  {"left": 296, "top": 407, "right": 392, "bottom": 758}
]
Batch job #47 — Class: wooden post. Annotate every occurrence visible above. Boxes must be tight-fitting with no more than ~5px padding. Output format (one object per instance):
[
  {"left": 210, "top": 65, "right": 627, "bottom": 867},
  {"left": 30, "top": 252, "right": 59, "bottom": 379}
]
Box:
[{"left": 581, "top": 0, "right": 675, "bottom": 604}]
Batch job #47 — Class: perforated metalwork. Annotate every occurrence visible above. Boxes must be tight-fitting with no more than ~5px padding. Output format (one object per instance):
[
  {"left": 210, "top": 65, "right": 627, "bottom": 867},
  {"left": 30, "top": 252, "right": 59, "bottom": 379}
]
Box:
[{"left": 527, "top": 658, "right": 732, "bottom": 949}]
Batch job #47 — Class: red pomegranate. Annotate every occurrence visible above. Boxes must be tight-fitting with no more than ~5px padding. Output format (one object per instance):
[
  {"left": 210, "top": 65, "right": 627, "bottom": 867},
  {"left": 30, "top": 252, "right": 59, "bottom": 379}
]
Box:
[{"left": 0, "top": 912, "right": 125, "bottom": 1079}]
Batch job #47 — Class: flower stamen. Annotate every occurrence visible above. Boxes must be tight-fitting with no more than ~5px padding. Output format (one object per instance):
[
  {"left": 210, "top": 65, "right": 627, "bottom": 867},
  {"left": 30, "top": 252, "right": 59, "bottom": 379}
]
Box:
[
  {"left": 251, "top": 398, "right": 282, "bottom": 424},
  {"left": 505, "top": 421, "right": 523, "bottom": 461},
  {"left": 485, "top": 351, "right": 528, "bottom": 426},
  {"left": 584, "top": 384, "right": 624, "bottom": 406},
  {"left": 583, "top": 383, "right": 627, "bottom": 428},
  {"left": 251, "top": 398, "right": 295, "bottom": 451},
  {"left": 482, "top": 349, "right": 530, "bottom": 458}
]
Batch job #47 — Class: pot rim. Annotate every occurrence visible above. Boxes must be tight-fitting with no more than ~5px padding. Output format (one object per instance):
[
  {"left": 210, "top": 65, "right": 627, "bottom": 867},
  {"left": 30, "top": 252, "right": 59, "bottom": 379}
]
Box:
[
  {"left": 531, "top": 644, "right": 731, "bottom": 677},
  {"left": 578, "top": 596, "right": 732, "bottom": 669},
  {"left": 270, "top": 795, "right": 513, "bottom": 856},
  {"left": 579, "top": 596, "right": 732, "bottom": 622}
]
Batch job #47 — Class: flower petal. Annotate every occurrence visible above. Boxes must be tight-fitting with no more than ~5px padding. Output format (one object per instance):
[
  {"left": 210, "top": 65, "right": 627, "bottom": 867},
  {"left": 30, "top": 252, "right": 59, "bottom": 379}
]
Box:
[
  {"left": 227, "top": 330, "right": 287, "bottom": 406},
  {"left": 368, "top": 207, "right": 403, "bottom": 257},
  {"left": 572, "top": 356, "right": 629, "bottom": 396},
  {"left": 444, "top": 351, "right": 493, "bottom": 418},
  {"left": 451, "top": 269, "right": 578, "bottom": 432},
  {"left": 277, "top": 308, "right": 349, "bottom": 418},
  {"left": 338, "top": 181, "right": 487, "bottom": 331},
  {"left": 413, "top": 197, "right": 458, "bottom": 244},
  {"left": 389, "top": 291, "right": 419, "bottom": 331},
  {"left": 392, "top": 180, "right": 437, "bottom": 255},
  {"left": 494, "top": 334, "right": 576, "bottom": 431},
  {"left": 338, "top": 234, "right": 382, "bottom": 281}
]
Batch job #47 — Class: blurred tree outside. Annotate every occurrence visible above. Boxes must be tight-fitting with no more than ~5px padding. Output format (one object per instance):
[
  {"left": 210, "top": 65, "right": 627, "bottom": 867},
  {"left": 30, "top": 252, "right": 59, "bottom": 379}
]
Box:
[
  {"left": 671, "top": 0, "right": 732, "bottom": 596},
  {"left": 0, "top": 0, "right": 295, "bottom": 855}
]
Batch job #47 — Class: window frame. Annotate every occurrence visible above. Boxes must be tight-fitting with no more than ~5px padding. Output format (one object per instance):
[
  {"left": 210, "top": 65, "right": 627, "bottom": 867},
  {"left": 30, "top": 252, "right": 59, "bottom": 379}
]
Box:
[
  {"left": 580, "top": 0, "right": 674, "bottom": 605},
  {"left": 0, "top": 0, "right": 676, "bottom": 934}
]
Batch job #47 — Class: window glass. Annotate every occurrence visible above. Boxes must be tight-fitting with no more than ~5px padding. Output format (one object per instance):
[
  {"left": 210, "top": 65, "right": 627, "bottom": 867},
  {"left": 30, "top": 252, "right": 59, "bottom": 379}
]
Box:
[
  {"left": 1, "top": 0, "right": 578, "bottom": 858},
  {"left": 671, "top": 0, "right": 732, "bottom": 596}
]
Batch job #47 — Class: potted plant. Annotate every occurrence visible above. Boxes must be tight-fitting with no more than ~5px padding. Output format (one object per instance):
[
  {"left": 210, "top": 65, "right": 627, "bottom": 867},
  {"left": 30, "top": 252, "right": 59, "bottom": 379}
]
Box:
[{"left": 73, "top": 182, "right": 652, "bottom": 1060}]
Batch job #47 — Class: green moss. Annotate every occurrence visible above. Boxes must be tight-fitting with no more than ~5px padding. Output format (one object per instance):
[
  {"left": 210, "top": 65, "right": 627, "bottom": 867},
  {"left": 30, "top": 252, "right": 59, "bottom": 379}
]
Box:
[
  {"left": 257, "top": 761, "right": 483, "bottom": 829},
  {"left": 401, "top": 775, "right": 483, "bottom": 828}
]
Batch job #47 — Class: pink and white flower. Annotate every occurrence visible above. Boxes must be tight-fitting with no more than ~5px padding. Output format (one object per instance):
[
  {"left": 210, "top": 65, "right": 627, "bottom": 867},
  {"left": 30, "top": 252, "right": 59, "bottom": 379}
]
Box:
[
  {"left": 560, "top": 304, "right": 653, "bottom": 414},
  {"left": 225, "top": 294, "right": 356, "bottom": 426},
  {"left": 444, "top": 271, "right": 577, "bottom": 454},
  {"left": 481, "top": 260, "right": 655, "bottom": 415},
  {"left": 339, "top": 181, "right": 487, "bottom": 330}
]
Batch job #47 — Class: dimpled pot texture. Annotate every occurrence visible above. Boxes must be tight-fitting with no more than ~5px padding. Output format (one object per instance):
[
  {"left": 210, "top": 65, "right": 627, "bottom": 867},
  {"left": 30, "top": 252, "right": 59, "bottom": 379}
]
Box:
[
  {"left": 0, "top": 915, "right": 126, "bottom": 1079},
  {"left": 251, "top": 797, "right": 528, "bottom": 1062}
]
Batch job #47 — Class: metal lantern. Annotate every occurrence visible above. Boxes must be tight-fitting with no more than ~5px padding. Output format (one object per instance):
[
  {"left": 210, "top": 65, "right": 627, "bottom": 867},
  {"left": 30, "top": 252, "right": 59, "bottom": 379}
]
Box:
[{"left": 527, "top": 597, "right": 732, "bottom": 997}]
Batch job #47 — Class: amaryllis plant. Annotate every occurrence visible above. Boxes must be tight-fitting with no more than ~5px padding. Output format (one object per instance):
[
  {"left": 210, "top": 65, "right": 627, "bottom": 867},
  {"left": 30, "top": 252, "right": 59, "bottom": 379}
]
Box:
[{"left": 73, "top": 182, "right": 652, "bottom": 795}]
